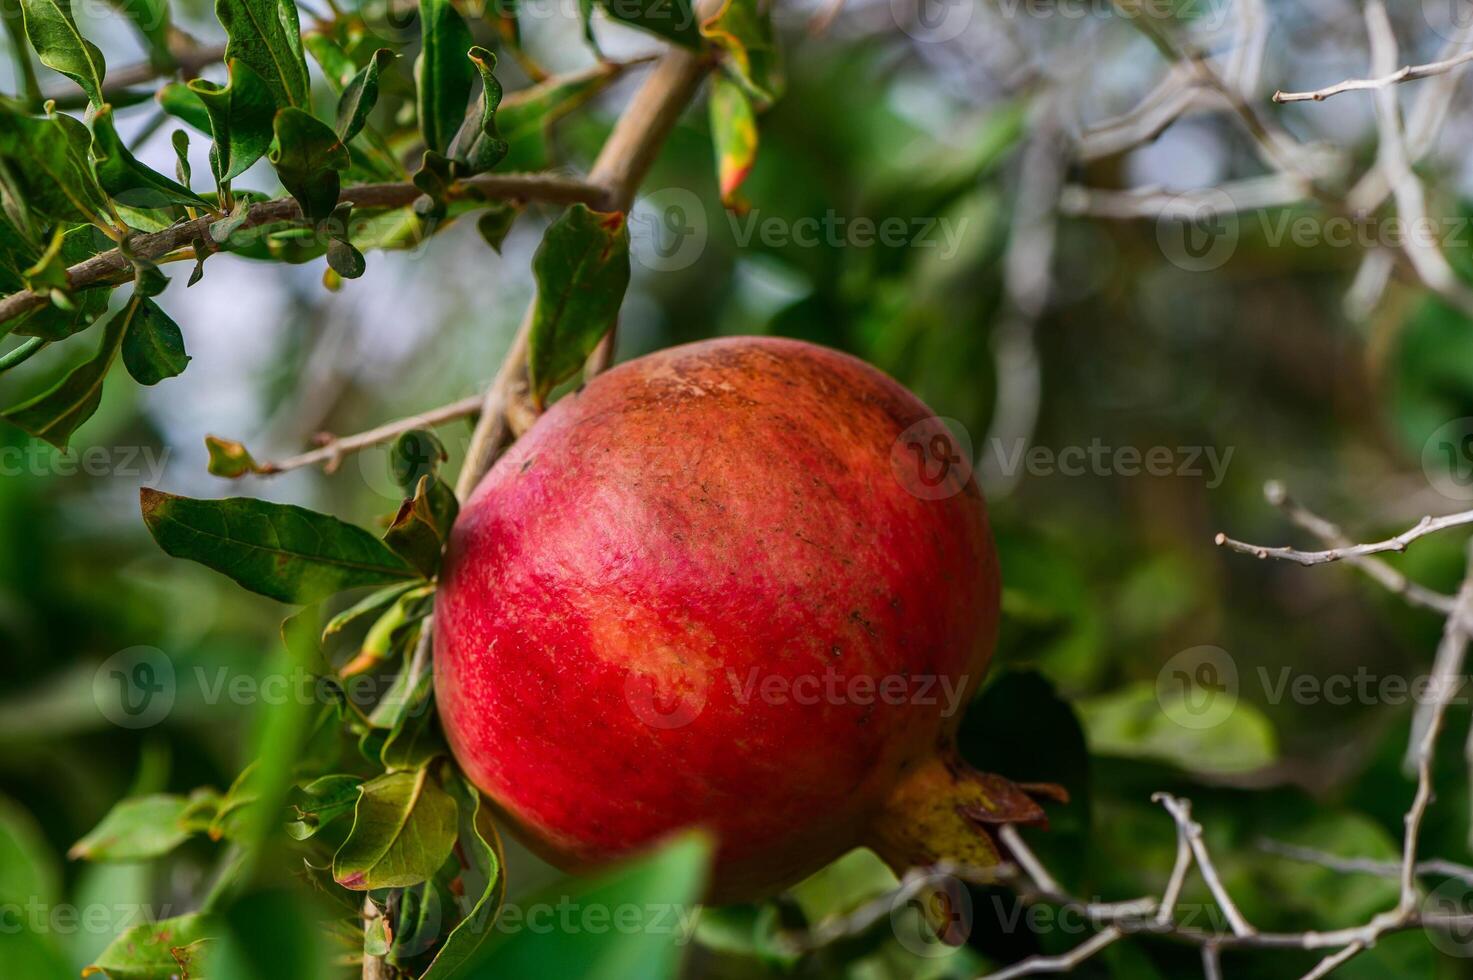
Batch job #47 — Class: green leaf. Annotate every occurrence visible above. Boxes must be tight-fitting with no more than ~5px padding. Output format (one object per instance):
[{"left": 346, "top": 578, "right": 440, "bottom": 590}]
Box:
[
  {"left": 380, "top": 694, "right": 446, "bottom": 772},
  {"left": 332, "top": 764, "right": 458, "bottom": 890},
  {"left": 340, "top": 583, "right": 433, "bottom": 679},
  {"left": 699, "top": 0, "right": 782, "bottom": 105},
  {"left": 476, "top": 203, "right": 518, "bottom": 252},
  {"left": 466, "top": 831, "right": 710, "bottom": 976},
  {"left": 2, "top": 292, "right": 131, "bottom": 449},
  {"left": 324, "top": 201, "right": 365, "bottom": 279},
  {"left": 216, "top": 0, "right": 310, "bottom": 108},
  {"left": 527, "top": 204, "right": 631, "bottom": 407},
  {"left": 83, "top": 912, "right": 217, "bottom": 979},
  {"left": 446, "top": 46, "right": 507, "bottom": 175},
  {"left": 92, "top": 105, "right": 212, "bottom": 210},
  {"left": 286, "top": 774, "right": 363, "bottom": 840},
  {"left": 322, "top": 581, "right": 421, "bottom": 640},
  {"left": 189, "top": 58, "right": 276, "bottom": 186},
  {"left": 269, "top": 107, "right": 350, "bottom": 223},
  {"left": 105, "top": 0, "right": 172, "bottom": 71},
  {"left": 138, "top": 488, "right": 419, "bottom": 603},
  {"left": 707, "top": 72, "right": 756, "bottom": 209},
  {"left": 303, "top": 31, "right": 356, "bottom": 90},
  {"left": 120, "top": 297, "right": 188, "bottom": 385},
  {"left": 337, "top": 47, "right": 394, "bottom": 142},
  {"left": 383, "top": 474, "right": 458, "bottom": 577},
  {"left": 416, "top": 0, "right": 475, "bottom": 156},
  {"left": 1079, "top": 679, "right": 1278, "bottom": 775},
  {"left": 18, "top": 0, "right": 106, "bottom": 107},
  {"left": 156, "top": 82, "right": 212, "bottom": 134},
  {"left": 389, "top": 427, "right": 447, "bottom": 493},
  {"left": 170, "top": 129, "right": 191, "bottom": 187},
  {"left": 68, "top": 794, "right": 192, "bottom": 862},
  {"left": 0, "top": 105, "right": 109, "bottom": 225},
  {"left": 418, "top": 776, "right": 506, "bottom": 980},
  {"left": 203, "top": 434, "right": 262, "bottom": 477},
  {"left": 596, "top": 0, "right": 701, "bottom": 49}
]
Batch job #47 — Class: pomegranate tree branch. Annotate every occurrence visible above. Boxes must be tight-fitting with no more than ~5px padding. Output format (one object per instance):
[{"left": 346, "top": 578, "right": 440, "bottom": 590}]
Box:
[
  {"left": 1214, "top": 506, "right": 1473, "bottom": 566},
  {"left": 0, "top": 173, "right": 607, "bottom": 327},
  {"left": 247, "top": 394, "right": 484, "bottom": 476},
  {"left": 1274, "top": 47, "right": 1473, "bottom": 103},
  {"left": 452, "top": 37, "right": 716, "bottom": 499}
]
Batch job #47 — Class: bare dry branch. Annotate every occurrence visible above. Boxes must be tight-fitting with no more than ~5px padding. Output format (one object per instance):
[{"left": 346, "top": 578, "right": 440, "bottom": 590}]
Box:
[{"left": 1274, "top": 48, "right": 1473, "bottom": 103}]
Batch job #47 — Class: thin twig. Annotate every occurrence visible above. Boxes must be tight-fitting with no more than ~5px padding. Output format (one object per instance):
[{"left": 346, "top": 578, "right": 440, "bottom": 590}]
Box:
[
  {"left": 1274, "top": 48, "right": 1473, "bottom": 103},
  {"left": 1257, "top": 838, "right": 1473, "bottom": 887},
  {"left": 248, "top": 395, "right": 483, "bottom": 477},
  {"left": 984, "top": 926, "right": 1124, "bottom": 979},
  {"left": 1258, "top": 481, "right": 1458, "bottom": 615},
  {"left": 1214, "top": 509, "right": 1473, "bottom": 566},
  {"left": 1153, "top": 793, "right": 1254, "bottom": 937}
]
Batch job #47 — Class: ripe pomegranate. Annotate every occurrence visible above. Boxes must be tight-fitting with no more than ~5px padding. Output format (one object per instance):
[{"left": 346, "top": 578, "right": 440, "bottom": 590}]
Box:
[{"left": 434, "top": 336, "right": 1045, "bottom": 902}]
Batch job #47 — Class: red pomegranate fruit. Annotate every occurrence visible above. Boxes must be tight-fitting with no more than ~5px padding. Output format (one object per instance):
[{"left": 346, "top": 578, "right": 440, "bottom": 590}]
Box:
[{"left": 434, "top": 336, "right": 1044, "bottom": 902}]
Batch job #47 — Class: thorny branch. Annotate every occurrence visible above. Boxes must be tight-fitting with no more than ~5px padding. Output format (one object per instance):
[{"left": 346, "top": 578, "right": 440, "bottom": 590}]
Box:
[{"left": 975, "top": 489, "right": 1473, "bottom": 977}]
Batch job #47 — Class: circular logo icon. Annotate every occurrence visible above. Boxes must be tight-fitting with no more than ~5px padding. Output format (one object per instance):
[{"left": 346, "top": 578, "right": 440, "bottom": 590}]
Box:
[
  {"left": 1155, "top": 188, "right": 1240, "bottom": 272},
  {"left": 1421, "top": 0, "right": 1473, "bottom": 43},
  {"left": 630, "top": 188, "right": 708, "bottom": 272},
  {"left": 890, "top": 0, "right": 973, "bottom": 43},
  {"left": 624, "top": 669, "right": 708, "bottom": 729},
  {"left": 94, "top": 646, "right": 176, "bottom": 729},
  {"left": 1155, "top": 645, "right": 1238, "bottom": 731},
  {"left": 1423, "top": 417, "right": 1473, "bottom": 502},
  {"left": 1425, "top": 875, "right": 1473, "bottom": 957},
  {"left": 891, "top": 417, "right": 975, "bottom": 501},
  {"left": 891, "top": 871, "right": 972, "bottom": 955}
]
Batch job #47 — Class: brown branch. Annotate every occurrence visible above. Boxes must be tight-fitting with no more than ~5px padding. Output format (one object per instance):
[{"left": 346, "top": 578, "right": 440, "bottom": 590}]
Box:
[
  {"left": 248, "top": 394, "right": 484, "bottom": 476},
  {"left": 0, "top": 172, "right": 607, "bottom": 327},
  {"left": 452, "top": 37, "right": 716, "bottom": 500}
]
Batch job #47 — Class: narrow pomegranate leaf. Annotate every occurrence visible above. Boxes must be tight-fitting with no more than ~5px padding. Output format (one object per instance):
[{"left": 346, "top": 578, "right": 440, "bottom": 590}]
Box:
[
  {"left": 332, "top": 765, "right": 458, "bottom": 890},
  {"left": 216, "top": 0, "right": 310, "bottom": 109},
  {"left": 416, "top": 0, "right": 475, "bottom": 156},
  {"left": 2, "top": 293, "right": 132, "bottom": 449},
  {"left": 445, "top": 46, "right": 507, "bottom": 175},
  {"left": 93, "top": 106, "right": 212, "bottom": 210},
  {"left": 321, "top": 580, "right": 422, "bottom": 640},
  {"left": 18, "top": 0, "right": 106, "bottom": 107},
  {"left": 417, "top": 775, "right": 506, "bottom": 979},
  {"left": 82, "top": 912, "right": 219, "bottom": 979},
  {"left": 384, "top": 474, "right": 458, "bottom": 577},
  {"left": 527, "top": 204, "right": 631, "bottom": 407},
  {"left": 139, "top": 489, "right": 419, "bottom": 603},
  {"left": 285, "top": 774, "right": 364, "bottom": 841},
  {"left": 336, "top": 48, "right": 395, "bottom": 143},
  {"left": 68, "top": 794, "right": 192, "bottom": 862},
  {"left": 188, "top": 58, "right": 276, "bottom": 187},
  {"left": 269, "top": 107, "right": 350, "bottom": 223},
  {"left": 699, "top": 0, "right": 783, "bottom": 107},
  {"left": 708, "top": 73, "right": 757, "bottom": 211}
]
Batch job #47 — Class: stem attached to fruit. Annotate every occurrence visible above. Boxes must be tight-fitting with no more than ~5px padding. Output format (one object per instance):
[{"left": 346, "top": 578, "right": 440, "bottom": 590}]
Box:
[{"left": 867, "top": 743, "right": 1060, "bottom": 879}]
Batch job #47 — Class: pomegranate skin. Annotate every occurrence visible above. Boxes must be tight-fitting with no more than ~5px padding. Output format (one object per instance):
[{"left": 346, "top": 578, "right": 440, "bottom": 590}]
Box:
[{"left": 434, "top": 336, "right": 999, "bottom": 901}]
